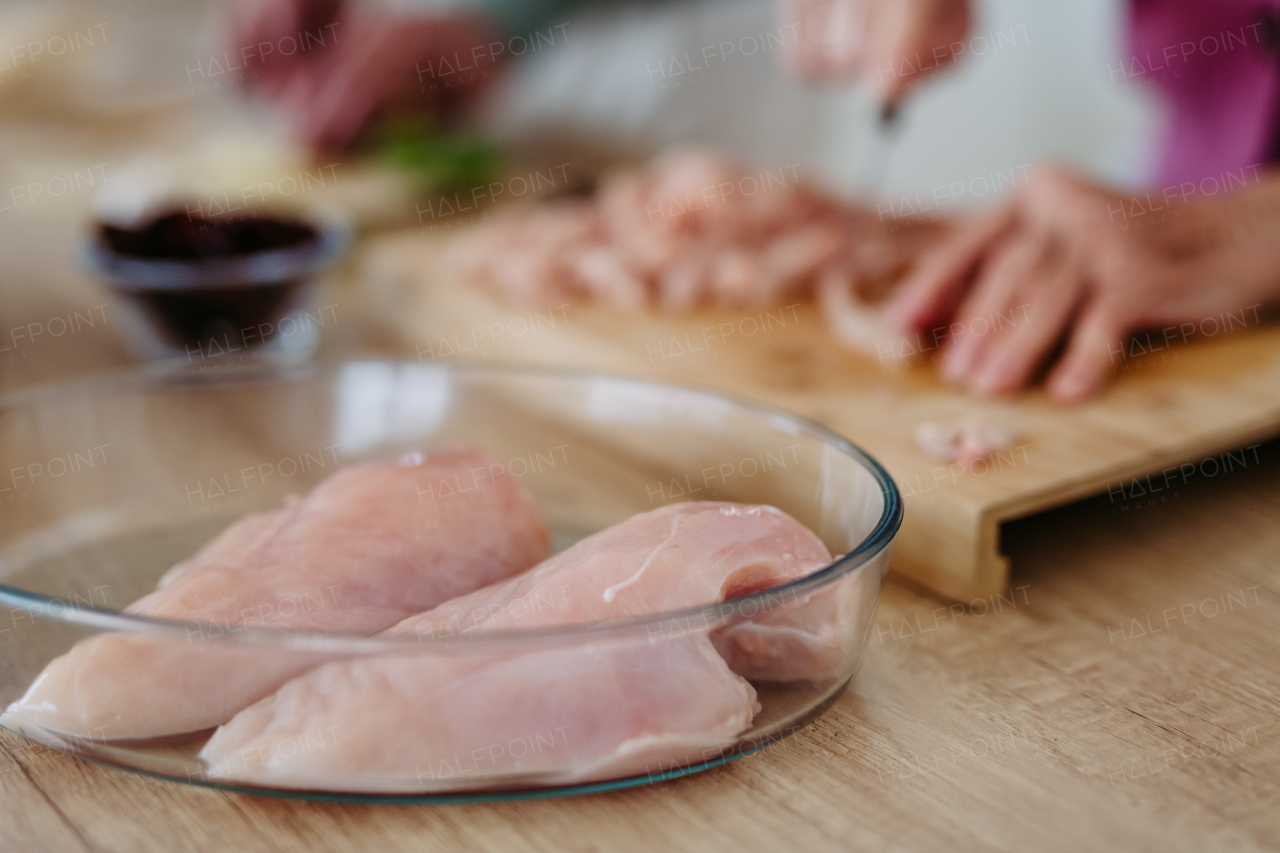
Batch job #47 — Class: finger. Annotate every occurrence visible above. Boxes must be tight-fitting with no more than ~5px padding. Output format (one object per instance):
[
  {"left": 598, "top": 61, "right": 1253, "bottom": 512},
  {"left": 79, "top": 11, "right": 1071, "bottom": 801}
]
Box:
[
  {"left": 1046, "top": 304, "right": 1123, "bottom": 403},
  {"left": 868, "top": 0, "right": 969, "bottom": 101},
  {"left": 819, "top": 0, "right": 867, "bottom": 74},
  {"left": 296, "top": 0, "right": 343, "bottom": 34},
  {"left": 940, "top": 230, "right": 1041, "bottom": 385},
  {"left": 228, "top": 0, "right": 291, "bottom": 88},
  {"left": 861, "top": 0, "right": 908, "bottom": 100},
  {"left": 788, "top": 0, "right": 866, "bottom": 80},
  {"left": 296, "top": 25, "right": 404, "bottom": 150},
  {"left": 885, "top": 202, "right": 1015, "bottom": 336},
  {"left": 782, "top": 0, "right": 821, "bottom": 78},
  {"left": 1019, "top": 164, "right": 1117, "bottom": 236},
  {"left": 276, "top": 59, "right": 321, "bottom": 116},
  {"left": 230, "top": 0, "right": 315, "bottom": 89},
  {"left": 968, "top": 247, "right": 1085, "bottom": 397},
  {"left": 261, "top": 47, "right": 315, "bottom": 98},
  {"left": 229, "top": 0, "right": 297, "bottom": 53}
]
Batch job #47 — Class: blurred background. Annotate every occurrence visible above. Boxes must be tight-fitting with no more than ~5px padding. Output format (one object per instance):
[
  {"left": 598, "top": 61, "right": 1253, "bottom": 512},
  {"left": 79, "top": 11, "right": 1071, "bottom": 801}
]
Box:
[{"left": 0, "top": 0, "right": 1159, "bottom": 385}]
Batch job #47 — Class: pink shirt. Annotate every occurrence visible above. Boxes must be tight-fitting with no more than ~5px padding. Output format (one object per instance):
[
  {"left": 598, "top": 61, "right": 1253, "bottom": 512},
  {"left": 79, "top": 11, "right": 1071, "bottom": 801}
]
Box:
[{"left": 1128, "top": 0, "right": 1280, "bottom": 187}]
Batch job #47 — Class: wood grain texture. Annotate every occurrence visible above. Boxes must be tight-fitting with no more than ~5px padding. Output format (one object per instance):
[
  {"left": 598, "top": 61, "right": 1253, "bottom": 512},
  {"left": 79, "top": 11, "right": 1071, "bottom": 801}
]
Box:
[
  {"left": 362, "top": 229, "right": 1280, "bottom": 601},
  {"left": 2, "top": 106, "right": 1278, "bottom": 853}
]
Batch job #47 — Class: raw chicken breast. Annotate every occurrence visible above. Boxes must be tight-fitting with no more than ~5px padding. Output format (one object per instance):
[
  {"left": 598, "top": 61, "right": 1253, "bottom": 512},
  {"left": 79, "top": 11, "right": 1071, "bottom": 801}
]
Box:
[
  {"left": 712, "top": 578, "right": 863, "bottom": 683},
  {"left": 200, "top": 638, "right": 757, "bottom": 792},
  {"left": 6, "top": 448, "right": 550, "bottom": 740},
  {"left": 404, "top": 501, "right": 856, "bottom": 682},
  {"left": 396, "top": 502, "right": 832, "bottom": 637},
  {"left": 200, "top": 502, "right": 844, "bottom": 791}
]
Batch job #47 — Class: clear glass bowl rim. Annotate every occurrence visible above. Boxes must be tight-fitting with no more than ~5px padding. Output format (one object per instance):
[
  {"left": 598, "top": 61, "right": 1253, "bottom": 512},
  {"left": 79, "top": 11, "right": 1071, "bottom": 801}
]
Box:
[{"left": 0, "top": 360, "right": 903, "bottom": 654}]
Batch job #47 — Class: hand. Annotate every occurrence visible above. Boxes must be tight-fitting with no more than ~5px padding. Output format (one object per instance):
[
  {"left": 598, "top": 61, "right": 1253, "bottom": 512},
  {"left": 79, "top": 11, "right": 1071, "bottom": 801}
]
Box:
[
  {"left": 884, "top": 166, "right": 1280, "bottom": 402},
  {"left": 229, "top": 0, "right": 341, "bottom": 96},
  {"left": 781, "top": 0, "right": 970, "bottom": 103},
  {"left": 229, "top": 0, "right": 499, "bottom": 150}
]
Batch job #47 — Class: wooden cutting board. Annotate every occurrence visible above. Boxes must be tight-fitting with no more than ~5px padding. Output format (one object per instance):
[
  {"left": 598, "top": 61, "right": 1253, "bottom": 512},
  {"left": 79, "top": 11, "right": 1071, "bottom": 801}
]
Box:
[{"left": 360, "top": 229, "right": 1280, "bottom": 602}]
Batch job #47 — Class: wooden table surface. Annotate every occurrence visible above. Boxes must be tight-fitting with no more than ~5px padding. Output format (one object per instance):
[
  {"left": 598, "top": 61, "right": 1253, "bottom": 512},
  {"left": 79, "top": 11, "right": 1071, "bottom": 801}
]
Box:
[{"left": 1, "top": 108, "right": 1278, "bottom": 853}]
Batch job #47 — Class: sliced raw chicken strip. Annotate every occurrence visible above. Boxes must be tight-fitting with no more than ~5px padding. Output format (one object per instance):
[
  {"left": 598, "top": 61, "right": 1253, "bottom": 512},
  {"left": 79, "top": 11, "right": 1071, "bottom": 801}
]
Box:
[
  {"left": 446, "top": 148, "right": 869, "bottom": 313},
  {"left": 201, "top": 502, "right": 848, "bottom": 791},
  {"left": 816, "top": 270, "right": 899, "bottom": 360},
  {"left": 6, "top": 448, "right": 551, "bottom": 740},
  {"left": 444, "top": 147, "right": 957, "bottom": 365}
]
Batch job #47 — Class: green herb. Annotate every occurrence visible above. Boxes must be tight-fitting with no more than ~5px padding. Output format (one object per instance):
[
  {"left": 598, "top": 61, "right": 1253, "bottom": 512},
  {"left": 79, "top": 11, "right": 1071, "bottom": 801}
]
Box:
[{"left": 373, "top": 119, "right": 502, "bottom": 194}]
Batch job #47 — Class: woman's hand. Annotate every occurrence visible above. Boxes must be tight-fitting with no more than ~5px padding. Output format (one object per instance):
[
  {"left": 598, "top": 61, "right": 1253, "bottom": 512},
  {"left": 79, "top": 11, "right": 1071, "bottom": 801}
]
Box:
[
  {"left": 230, "top": 0, "right": 500, "bottom": 150},
  {"left": 229, "top": 0, "right": 341, "bottom": 95},
  {"left": 884, "top": 166, "right": 1280, "bottom": 402},
  {"left": 782, "top": 0, "right": 970, "bottom": 103}
]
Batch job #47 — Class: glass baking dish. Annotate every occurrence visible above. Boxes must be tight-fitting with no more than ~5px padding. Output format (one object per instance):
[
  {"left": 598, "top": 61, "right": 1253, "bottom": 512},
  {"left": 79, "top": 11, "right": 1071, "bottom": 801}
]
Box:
[{"left": 0, "top": 361, "right": 900, "bottom": 801}]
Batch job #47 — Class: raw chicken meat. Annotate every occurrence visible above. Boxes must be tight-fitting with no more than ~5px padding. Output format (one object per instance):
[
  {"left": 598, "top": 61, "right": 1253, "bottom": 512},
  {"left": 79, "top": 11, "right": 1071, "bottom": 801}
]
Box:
[
  {"left": 6, "top": 448, "right": 551, "bottom": 740},
  {"left": 395, "top": 502, "right": 833, "bottom": 635},
  {"left": 712, "top": 576, "right": 863, "bottom": 684},
  {"left": 199, "top": 502, "right": 845, "bottom": 791},
  {"left": 401, "top": 501, "right": 856, "bottom": 683},
  {"left": 200, "top": 638, "right": 757, "bottom": 792},
  {"left": 914, "top": 418, "right": 1020, "bottom": 468},
  {"left": 447, "top": 149, "right": 856, "bottom": 311},
  {"left": 445, "top": 148, "right": 947, "bottom": 359},
  {"left": 817, "top": 270, "right": 898, "bottom": 359}
]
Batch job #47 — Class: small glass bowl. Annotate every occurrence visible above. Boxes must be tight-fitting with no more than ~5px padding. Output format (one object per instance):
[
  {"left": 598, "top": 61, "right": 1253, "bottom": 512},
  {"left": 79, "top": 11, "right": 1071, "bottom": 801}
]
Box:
[
  {"left": 85, "top": 208, "right": 350, "bottom": 364},
  {"left": 0, "top": 362, "right": 900, "bottom": 801}
]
